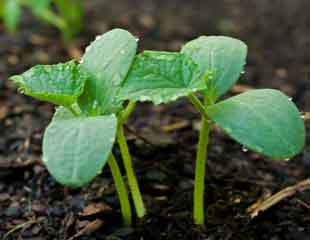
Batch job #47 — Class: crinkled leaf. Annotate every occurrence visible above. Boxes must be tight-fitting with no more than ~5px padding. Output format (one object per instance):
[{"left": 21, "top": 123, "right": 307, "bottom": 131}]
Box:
[
  {"left": 3, "top": 0, "right": 21, "bottom": 32},
  {"left": 118, "top": 51, "right": 202, "bottom": 104},
  {"left": 78, "top": 28, "right": 137, "bottom": 115},
  {"left": 10, "top": 61, "right": 86, "bottom": 107},
  {"left": 182, "top": 36, "right": 247, "bottom": 100},
  {"left": 43, "top": 111, "right": 117, "bottom": 187},
  {"left": 207, "top": 89, "right": 305, "bottom": 159}
]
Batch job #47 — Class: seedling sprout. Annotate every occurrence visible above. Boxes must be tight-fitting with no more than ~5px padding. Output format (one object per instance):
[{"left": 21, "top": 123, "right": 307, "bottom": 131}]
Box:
[{"left": 11, "top": 29, "right": 305, "bottom": 226}]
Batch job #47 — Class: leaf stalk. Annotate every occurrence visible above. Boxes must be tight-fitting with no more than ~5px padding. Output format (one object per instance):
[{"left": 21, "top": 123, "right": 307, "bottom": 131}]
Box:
[
  {"left": 108, "top": 154, "right": 132, "bottom": 225},
  {"left": 192, "top": 95, "right": 211, "bottom": 225},
  {"left": 117, "top": 125, "right": 146, "bottom": 218}
]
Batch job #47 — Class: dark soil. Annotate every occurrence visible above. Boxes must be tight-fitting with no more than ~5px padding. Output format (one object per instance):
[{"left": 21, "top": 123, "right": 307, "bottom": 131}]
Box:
[{"left": 0, "top": 0, "right": 309, "bottom": 239}]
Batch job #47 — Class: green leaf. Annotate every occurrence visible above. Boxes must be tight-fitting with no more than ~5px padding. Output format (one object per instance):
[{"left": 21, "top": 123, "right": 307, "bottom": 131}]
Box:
[
  {"left": 23, "top": 0, "right": 51, "bottom": 14},
  {"left": 78, "top": 28, "right": 137, "bottom": 115},
  {"left": 54, "top": 0, "right": 83, "bottom": 35},
  {"left": 181, "top": 36, "right": 247, "bottom": 100},
  {"left": 43, "top": 111, "right": 117, "bottom": 187},
  {"left": 10, "top": 61, "right": 86, "bottom": 107},
  {"left": 118, "top": 51, "right": 202, "bottom": 104},
  {"left": 207, "top": 89, "right": 305, "bottom": 159},
  {"left": 3, "top": 0, "right": 21, "bottom": 32},
  {"left": 0, "top": 1, "right": 4, "bottom": 17}
]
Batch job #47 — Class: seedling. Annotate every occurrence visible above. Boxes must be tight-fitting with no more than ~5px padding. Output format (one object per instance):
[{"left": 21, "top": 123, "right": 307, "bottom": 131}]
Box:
[
  {"left": 10, "top": 28, "right": 306, "bottom": 226},
  {"left": 0, "top": 0, "right": 83, "bottom": 43},
  {"left": 117, "top": 36, "right": 306, "bottom": 224},
  {"left": 10, "top": 29, "right": 146, "bottom": 225}
]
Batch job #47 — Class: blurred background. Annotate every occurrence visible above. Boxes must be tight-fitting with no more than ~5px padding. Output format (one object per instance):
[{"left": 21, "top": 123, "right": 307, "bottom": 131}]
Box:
[
  {"left": 1, "top": 0, "right": 309, "bottom": 108},
  {"left": 0, "top": 0, "right": 309, "bottom": 239}
]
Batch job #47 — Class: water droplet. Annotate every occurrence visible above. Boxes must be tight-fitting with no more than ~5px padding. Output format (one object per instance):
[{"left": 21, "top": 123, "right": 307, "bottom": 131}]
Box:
[
  {"left": 85, "top": 46, "right": 91, "bottom": 53},
  {"left": 43, "top": 156, "right": 48, "bottom": 163},
  {"left": 95, "top": 35, "right": 102, "bottom": 40},
  {"left": 242, "top": 146, "right": 248, "bottom": 152},
  {"left": 140, "top": 95, "right": 149, "bottom": 101},
  {"left": 241, "top": 70, "right": 245, "bottom": 74},
  {"left": 225, "top": 128, "right": 232, "bottom": 134},
  {"left": 284, "top": 158, "right": 290, "bottom": 161},
  {"left": 92, "top": 100, "right": 98, "bottom": 109},
  {"left": 135, "top": 38, "right": 139, "bottom": 42},
  {"left": 288, "top": 97, "right": 293, "bottom": 101},
  {"left": 300, "top": 113, "right": 305, "bottom": 119}
]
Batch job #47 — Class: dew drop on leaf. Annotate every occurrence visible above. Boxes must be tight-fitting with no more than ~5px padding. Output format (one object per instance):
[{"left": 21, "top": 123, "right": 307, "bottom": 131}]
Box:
[
  {"left": 225, "top": 128, "right": 232, "bottom": 134},
  {"left": 300, "top": 113, "right": 305, "bottom": 119},
  {"left": 85, "top": 45, "right": 91, "bottom": 53},
  {"left": 92, "top": 100, "right": 98, "bottom": 109},
  {"left": 288, "top": 97, "right": 293, "bottom": 101},
  {"left": 242, "top": 146, "right": 248, "bottom": 152}
]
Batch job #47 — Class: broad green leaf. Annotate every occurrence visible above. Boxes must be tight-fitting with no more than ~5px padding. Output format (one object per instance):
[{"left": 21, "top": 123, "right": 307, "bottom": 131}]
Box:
[
  {"left": 78, "top": 28, "right": 137, "bottom": 115},
  {"left": 207, "top": 89, "right": 305, "bottom": 159},
  {"left": 118, "top": 51, "right": 203, "bottom": 104},
  {"left": 43, "top": 112, "right": 117, "bottom": 187},
  {"left": 181, "top": 36, "right": 247, "bottom": 100},
  {"left": 3, "top": 0, "right": 21, "bottom": 32},
  {"left": 10, "top": 61, "right": 86, "bottom": 107}
]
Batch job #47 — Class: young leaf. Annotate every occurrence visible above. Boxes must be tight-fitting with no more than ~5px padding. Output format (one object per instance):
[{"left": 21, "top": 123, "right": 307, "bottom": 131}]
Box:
[
  {"left": 78, "top": 28, "right": 137, "bottom": 115},
  {"left": 10, "top": 61, "right": 86, "bottom": 107},
  {"left": 181, "top": 36, "right": 247, "bottom": 100},
  {"left": 23, "top": 0, "right": 51, "bottom": 15},
  {"left": 118, "top": 51, "right": 202, "bottom": 104},
  {"left": 3, "top": 0, "right": 21, "bottom": 32},
  {"left": 206, "top": 89, "right": 305, "bottom": 159},
  {"left": 54, "top": 0, "right": 83, "bottom": 36},
  {"left": 43, "top": 111, "right": 117, "bottom": 187}
]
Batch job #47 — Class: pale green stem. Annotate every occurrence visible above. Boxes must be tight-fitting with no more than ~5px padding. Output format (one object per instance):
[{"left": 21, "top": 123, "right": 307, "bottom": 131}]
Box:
[
  {"left": 117, "top": 126, "right": 146, "bottom": 218},
  {"left": 108, "top": 154, "right": 132, "bottom": 225},
  {"left": 68, "top": 106, "right": 79, "bottom": 116},
  {"left": 190, "top": 94, "right": 212, "bottom": 225},
  {"left": 188, "top": 94, "right": 208, "bottom": 119},
  {"left": 193, "top": 117, "right": 210, "bottom": 224},
  {"left": 120, "top": 102, "right": 136, "bottom": 125}
]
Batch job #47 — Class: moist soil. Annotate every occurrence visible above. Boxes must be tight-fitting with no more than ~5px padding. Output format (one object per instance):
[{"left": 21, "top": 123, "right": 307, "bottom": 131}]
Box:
[{"left": 0, "top": 0, "right": 309, "bottom": 239}]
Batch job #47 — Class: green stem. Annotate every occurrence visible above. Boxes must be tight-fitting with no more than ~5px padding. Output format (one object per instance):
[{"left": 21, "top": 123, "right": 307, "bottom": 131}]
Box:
[
  {"left": 188, "top": 94, "right": 208, "bottom": 119},
  {"left": 120, "top": 102, "right": 136, "bottom": 125},
  {"left": 117, "top": 126, "right": 146, "bottom": 218},
  {"left": 108, "top": 154, "right": 132, "bottom": 225},
  {"left": 68, "top": 106, "right": 79, "bottom": 116},
  {"left": 191, "top": 94, "right": 212, "bottom": 225},
  {"left": 193, "top": 116, "right": 210, "bottom": 225}
]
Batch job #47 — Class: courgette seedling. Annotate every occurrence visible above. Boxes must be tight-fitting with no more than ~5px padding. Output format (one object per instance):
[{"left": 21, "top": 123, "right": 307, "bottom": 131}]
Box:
[
  {"left": 10, "top": 29, "right": 145, "bottom": 225},
  {"left": 0, "top": 0, "right": 83, "bottom": 43},
  {"left": 117, "top": 37, "right": 306, "bottom": 225}
]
